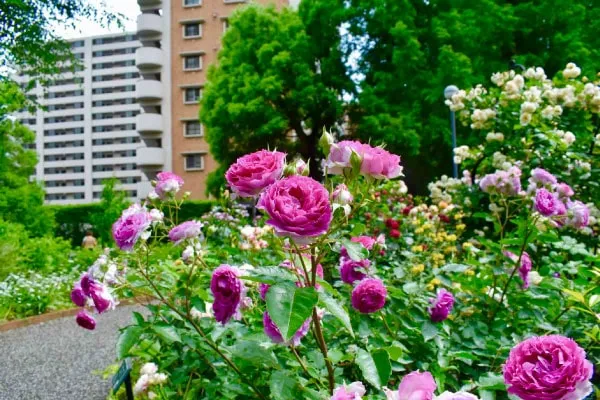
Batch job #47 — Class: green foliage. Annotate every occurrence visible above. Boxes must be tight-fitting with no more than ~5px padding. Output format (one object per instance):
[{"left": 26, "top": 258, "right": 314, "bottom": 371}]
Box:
[
  {"left": 48, "top": 203, "right": 105, "bottom": 246},
  {"left": 201, "top": 4, "right": 349, "bottom": 195},
  {"left": 178, "top": 200, "right": 217, "bottom": 223}
]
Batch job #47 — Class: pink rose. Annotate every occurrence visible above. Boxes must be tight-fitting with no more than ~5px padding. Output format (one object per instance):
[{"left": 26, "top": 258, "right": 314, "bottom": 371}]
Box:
[
  {"left": 154, "top": 171, "right": 184, "bottom": 199},
  {"left": 535, "top": 188, "right": 557, "bottom": 216},
  {"left": 395, "top": 371, "right": 437, "bottom": 400},
  {"left": 503, "top": 335, "right": 593, "bottom": 400},
  {"left": 112, "top": 204, "right": 152, "bottom": 251},
  {"left": 325, "top": 141, "right": 402, "bottom": 179},
  {"left": 566, "top": 200, "right": 589, "bottom": 229},
  {"left": 428, "top": 289, "right": 454, "bottom": 322},
  {"left": 351, "top": 278, "right": 387, "bottom": 313},
  {"left": 210, "top": 265, "right": 245, "bottom": 324},
  {"left": 168, "top": 220, "right": 203, "bottom": 245},
  {"left": 331, "top": 382, "right": 366, "bottom": 400},
  {"left": 340, "top": 257, "right": 370, "bottom": 284},
  {"left": 258, "top": 176, "right": 332, "bottom": 243},
  {"left": 225, "top": 150, "right": 286, "bottom": 197},
  {"left": 75, "top": 310, "right": 96, "bottom": 330}
]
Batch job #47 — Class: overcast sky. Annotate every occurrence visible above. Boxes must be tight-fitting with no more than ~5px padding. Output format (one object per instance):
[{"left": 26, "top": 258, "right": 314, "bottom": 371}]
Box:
[{"left": 55, "top": 0, "right": 139, "bottom": 39}]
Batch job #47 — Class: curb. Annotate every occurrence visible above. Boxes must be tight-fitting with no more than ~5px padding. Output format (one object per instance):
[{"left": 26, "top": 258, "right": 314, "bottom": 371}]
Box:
[{"left": 0, "top": 297, "right": 150, "bottom": 333}]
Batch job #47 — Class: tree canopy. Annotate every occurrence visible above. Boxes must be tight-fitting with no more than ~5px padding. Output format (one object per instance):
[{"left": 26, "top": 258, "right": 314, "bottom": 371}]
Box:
[{"left": 201, "top": 0, "right": 600, "bottom": 194}]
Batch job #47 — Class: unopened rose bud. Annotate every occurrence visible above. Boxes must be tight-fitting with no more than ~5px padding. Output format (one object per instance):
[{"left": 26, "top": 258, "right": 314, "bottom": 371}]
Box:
[
  {"left": 283, "top": 159, "right": 310, "bottom": 177},
  {"left": 319, "top": 128, "right": 334, "bottom": 156},
  {"left": 332, "top": 184, "right": 353, "bottom": 205}
]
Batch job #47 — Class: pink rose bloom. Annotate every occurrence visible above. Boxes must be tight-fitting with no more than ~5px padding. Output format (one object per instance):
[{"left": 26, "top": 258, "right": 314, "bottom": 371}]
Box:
[
  {"left": 351, "top": 278, "right": 387, "bottom": 313},
  {"left": 331, "top": 382, "right": 366, "bottom": 400},
  {"left": 325, "top": 141, "right": 402, "bottom": 179},
  {"left": 332, "top": 184, "right": 353, "bottom": 205},
  {"left": 258, "top": 176, "right": 332, "bottom": 244},
  {"left": 168, "top": 220, "right": 203, "bottom": 245},
  {"left": 154, "top": 172, "right": 184, "bottom": 199},
  {"left": 480, "top": 167, "right": 522, "bottom": 196},
  {"left": 262, "top": 311, "right": 310, "bottom": 346},
  {"left": 566, "top": 200, "right": 589, "bottom": 229},
  {"left": 436, "top": 392, "right": 479, "bottom": 400},
  {"left": 556, "top": 183, "right": 574, "bottom": 198},
  {"left": 210, "top": 265, "right": 245, "bottom": 324},
  {"left": 88, "top": 281, "right": 116, "bottom": 314},
  {"left": 503, "top": 335, "right": 594, "bottom": 400},
  {"left": 530, "top": 168, "right": 557, "bottom": 185},
  {"left": 76, "top": 310, "right": 96, "bottom": 330},
  {"left": 340, "top": 257, "right": 370, "bottom": 284},
  {"left": 428, "top": 289, "right": 455, "bottom": 322},
  {"left": 225, "top": 150, "right": 286, "bottom": 197},
  {"left": 112, "top": 205, "right": 152, "bottom": 251},
  {"left": 535, "top": 188, "right": 558, "bottom": 216},
  {"left": 351, "top": 235, "right": 376, "bottom": 250},
  {"left": 394, "top": 371, "right": 437, "bottom": 400},
  {"left": 504, "top": 251, "right": 532, "bottom": 289}
]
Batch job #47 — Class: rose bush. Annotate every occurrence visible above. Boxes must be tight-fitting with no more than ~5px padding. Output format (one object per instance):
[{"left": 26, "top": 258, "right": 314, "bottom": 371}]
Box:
[{"left": 78, "top": 66, "right": 599, "bottom": 400}]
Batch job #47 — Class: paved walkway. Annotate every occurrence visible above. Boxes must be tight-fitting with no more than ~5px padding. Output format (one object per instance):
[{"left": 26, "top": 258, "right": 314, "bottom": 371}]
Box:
[{"left": 0, "top": 306, "right": 141, "bottom": 400}]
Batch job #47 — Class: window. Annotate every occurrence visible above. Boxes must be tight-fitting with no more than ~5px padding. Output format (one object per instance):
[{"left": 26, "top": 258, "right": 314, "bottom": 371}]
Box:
[
  {"left": 183, "top": 55, "right": 202, "bottom": 71},
  {"left": 184, "top": 121, "right": 203, "bottom": 137},
  {"left": 184, "top": 87, "right": 201, "bottom": 104},
  {"left": 184, "top": 153, "right": 204, "bottom": 171},
  {"left": 184, "top": 0, "right": 201, "bottom": 5},
  {"left": 183, "top": 23, "right": 201, "bottom": 38},
  {"left": 222, "top": 19, "right": 229, "bottom": 34}
]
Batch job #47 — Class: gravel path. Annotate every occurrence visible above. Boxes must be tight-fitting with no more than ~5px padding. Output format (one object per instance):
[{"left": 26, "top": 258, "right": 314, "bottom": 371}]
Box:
[{"left": 0, "top": 306, "right": 141, "bottom": 400}]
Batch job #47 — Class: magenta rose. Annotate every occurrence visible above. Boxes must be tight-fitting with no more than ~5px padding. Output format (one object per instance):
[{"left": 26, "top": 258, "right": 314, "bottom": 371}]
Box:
[
  {"left": 331, "top": 382, "right": 366, "bottom": 400},
  {"left": 70, "top": 283, "right": 87, "bottom": 307},
  {"left": 351, "top": 278, "right": 387, "bottom": 313},
  {"left": 262, "top": 311, "right": 310, "bottom": 346},
  {"left": 535, "top": 188, "right": 558, "bottom": 216},
  {"left": 225, "top": 150, "right": 286, "bottom": 197},
  {"left": 340, "top": 257, "right": 370, "bottom": 284},
  {"left": 504, "top": 251, "right": 532, "bottom": 289},
  {"left": 556, "top": 183, "right": 574, "bottom": 198},
  {"left": 76, "top": 310, "right": 96, "bottom": 330},
  {"left": 325, "top": 141, "right": 402, "bottom": 179},
  {"left": 112, "top": 205, "right": 152, "bottom": 251},
  {"left": 428, "top": 289, "right": 455, "bottom": 322},
  {"left": 88, "top": 281, "right": 115, "bottom": 314},
  {"left": 257, "top": 176, "right": 332, "bottom": 243},
  {"left": 168, "top": 220, "right": 203, "bottom": 244},
  {"left": 210, "top": 265, "right": 244, "bottom": 324},
  {"left": 395, "top": 371, "right": 437, "bottom": 400},
  {"left": 351, "top": 235, "right": 376, "bottom": 250},
  {"left": 503, "top": 335, "right": 593, "bottom": 400},
  {"left": 154, "top": 171, "right": 184, "bottom": 199}
]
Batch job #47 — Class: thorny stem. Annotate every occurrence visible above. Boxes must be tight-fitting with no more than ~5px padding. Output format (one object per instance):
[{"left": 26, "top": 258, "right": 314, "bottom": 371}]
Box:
[
  {"left": 312, "top": 307, "right": 335, "bottom": 394},
  {"left": 137, "top": 258, "right": 267, "bottom": 400}
]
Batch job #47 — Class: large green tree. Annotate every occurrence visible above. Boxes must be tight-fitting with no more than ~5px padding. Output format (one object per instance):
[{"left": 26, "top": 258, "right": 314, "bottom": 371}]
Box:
[
  {"left": 0, "top": 0, "right": 122, "bottom": 88},
  {"left": 200, "top": 3, "right": 351, "bottom": 195},
  {"left": 345, "top": 0, "right": 600, "bottom": 190}
]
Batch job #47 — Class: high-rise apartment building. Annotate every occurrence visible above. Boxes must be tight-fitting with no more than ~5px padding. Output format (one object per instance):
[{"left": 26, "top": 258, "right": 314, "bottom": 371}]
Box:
[
  {"left": 137, "top": 0, "right": 292, "bottom": 199},
  {"left": 14, "top": 33, "right": 147, "bottom": 204}
]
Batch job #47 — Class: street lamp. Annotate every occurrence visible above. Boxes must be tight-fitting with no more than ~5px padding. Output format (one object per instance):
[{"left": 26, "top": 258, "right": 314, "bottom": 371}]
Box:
[{"left": 444, "top": 85, "right": 459, "bottom": 179}]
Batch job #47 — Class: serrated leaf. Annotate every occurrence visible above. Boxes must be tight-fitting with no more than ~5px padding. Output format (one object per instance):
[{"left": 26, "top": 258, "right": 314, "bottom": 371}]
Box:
[
  {"left": 153, "top": 324, "right": 181, "bottom": 344},
  {"left": 355, "top": 348, "right": 391, "bottom": 389},
  {"left": 340, "top": 238, "right": 368, "bottom": 261},
  {"left": 117, "top": 326, "right": 143, "bottom": 358},
  {"left": 266, "top": 283, "right": 318, "bottom": 341},
  {"left": 318, "top": 291, "right": 354, "bottom": 337}
]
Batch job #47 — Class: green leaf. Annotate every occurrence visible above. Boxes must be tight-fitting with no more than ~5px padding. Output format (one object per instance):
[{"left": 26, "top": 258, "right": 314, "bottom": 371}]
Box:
[
  {"left": 318, "top": 291, "right": 354, "bottom": 337},
  {"left": 269, "top": 370, "right": 301, "bottom": 400},
  {"left": 355, "top": 348, "right": 391, "bottom": 389},
  {"left": 477, "top": 373, "right": 506, "bottom": 390},
  {"left": 340, "top": 238, "right": 368, "bottom": 261},
  {"left": 422, "top": 320, "right": 438, "bottom": 342},
  {"left": 441, "top": 263, "right": 469, "bottom": 273},
  {"left": 153, "top": 324, "right": 181, "bottom": 344},
  {"left": 266, "top": 283, "right": 318, "bottom": 341},
  {"left": 132, "top": 311, "right": 145, "bottom": 325},
  {"left": 117, "top": 326, "right": 143, "bottom": 358},
  {"left": 229, "top": 340, "right": 278, "bottom": 368},
  {"left": 241, "top": 266, "right": 297, "bottom": 285}
]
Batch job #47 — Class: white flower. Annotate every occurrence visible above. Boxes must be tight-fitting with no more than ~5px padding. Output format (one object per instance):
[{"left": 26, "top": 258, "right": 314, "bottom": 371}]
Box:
[
  {"left": 133, "top": 374, "right": 150, "bottom": 395},
  {"left": 562, "top": 131, "right": 576, "bottom": 146},
  {"left": 182, "top": 245, "right": 194, "bottom": 262},
  {"left": 140, "top": 363, "right": 158, "bottom": 376},
  {"left": 149, "top": 208, "right": 164, "bottom": 223},
  {"left": 563, "top": 62, "right": 581, "bottom": 79},
  {"left": 524, "top": 67, "right": 546, "bottom": 81},
  {"left": 149, "top": 373, "right": 167, "bottom": 385},
  {"left": 521, "top": 101, "right": 538, "bottom": 114},
  {"left": 486, "top": 132, "right": 504, "bottom": 142},
  {"left": 147, "top": 190, "right": 159, "bottom": 200},
  {"left": 436, "top": 391, "right": 480, "bottom": 400},
  {"left": 520, "top": 112, "right": 532, "bottom": 126}
]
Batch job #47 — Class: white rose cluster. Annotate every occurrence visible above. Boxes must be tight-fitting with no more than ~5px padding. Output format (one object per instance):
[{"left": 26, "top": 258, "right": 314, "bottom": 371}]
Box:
[
  {"left": 486, "top": 132, "right": 504, "bottom": 142},
  {"left": 428, "top": 175, "right": 465, "bottom": 204},
  {"left": 523, "top": 67, "right": 547, "bottom": 81},
  {"left": 470, "top": 108, "right": 496, "bottom": 129},
  {"left": 563, "top": 62, "right": 581, "bottom": 79},
  {"left": 444, "top": 89, "right": 467, "bottom": 111},
  {"left": 134, "top": 363, "right": 168, "bottom": 398},
  {"left": 453, "top": 145, "right": 473, "bottom": 164}
]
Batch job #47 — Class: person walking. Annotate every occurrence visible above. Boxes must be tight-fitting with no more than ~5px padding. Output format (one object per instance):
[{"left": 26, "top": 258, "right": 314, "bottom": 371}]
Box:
[{"left": 82, "top": 230, "right": 98, "bottom": 249}]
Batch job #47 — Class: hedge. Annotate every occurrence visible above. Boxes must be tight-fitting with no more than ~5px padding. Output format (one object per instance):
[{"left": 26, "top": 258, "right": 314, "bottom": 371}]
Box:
[{"left": 46, "top": 200, "right": 215, "bottom": 246}]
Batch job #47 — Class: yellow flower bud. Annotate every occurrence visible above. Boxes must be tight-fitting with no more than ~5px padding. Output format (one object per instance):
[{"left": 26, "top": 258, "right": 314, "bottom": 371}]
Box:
[{"left": 411, "top": 264, "right": 425, "bottom": 274}]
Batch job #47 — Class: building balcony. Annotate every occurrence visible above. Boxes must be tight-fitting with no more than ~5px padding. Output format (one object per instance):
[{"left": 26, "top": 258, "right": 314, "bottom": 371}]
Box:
[
  {"left": 137, "top": 180, "right": 154, "bottom": 198},
  {"left": 136, "top": 147, "right": 165, "bottom": 167},
  {"left": 138, "top": 0, "right": 162, "bottom": 11},
  {"left": 136, "top": 14, "right": 162, "bottom": 40},
  {"left": 136, "top": 113, "right": 162, "bottom": 137},
  {"left": 136, "top": 79, "right": 162, "bottom": 103},
  {"left": 136, "top": 47, "right": 163, "bottom": 70}
]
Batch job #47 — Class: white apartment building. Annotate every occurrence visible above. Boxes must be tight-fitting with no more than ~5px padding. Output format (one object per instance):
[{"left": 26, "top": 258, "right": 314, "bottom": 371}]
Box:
[{"left": 15, "top": 33, "right": 157, "bottom": 205}]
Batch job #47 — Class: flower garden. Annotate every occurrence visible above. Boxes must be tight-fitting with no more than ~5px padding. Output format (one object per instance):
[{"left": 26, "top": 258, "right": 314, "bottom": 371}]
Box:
[{"left": 60, "top": 64, "right": 600, "bottom": 399}]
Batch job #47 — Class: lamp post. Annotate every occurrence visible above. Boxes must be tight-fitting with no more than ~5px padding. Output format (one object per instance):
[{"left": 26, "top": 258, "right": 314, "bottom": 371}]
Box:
[{"left": 444, "top": 85, "right": 459, "bottom": 179}]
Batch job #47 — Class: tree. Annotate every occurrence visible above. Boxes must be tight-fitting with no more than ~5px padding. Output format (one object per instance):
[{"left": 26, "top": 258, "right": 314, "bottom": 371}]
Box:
[
  {"left": 200, "top": 3, "right": 351, "bottom": 196},
  {"left": 0, "top": 0, "right": 122, "bottom": 88},
  {"left": 0, "top": 81, "right": 54, "bottom": 234},
  {"left": 90, "top": 178, "right": 129, "bottom": 245},
  {"left": 344, "top": 0, "right": 600, "bottom": 191}
]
